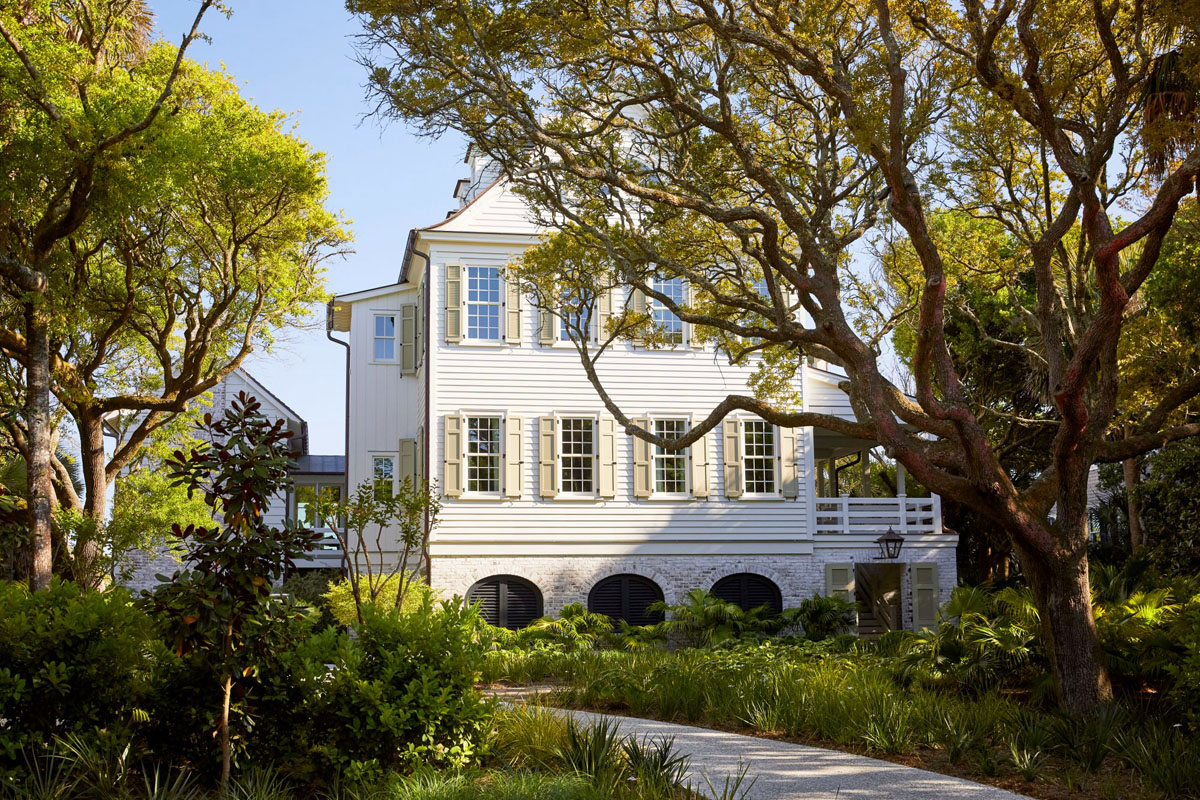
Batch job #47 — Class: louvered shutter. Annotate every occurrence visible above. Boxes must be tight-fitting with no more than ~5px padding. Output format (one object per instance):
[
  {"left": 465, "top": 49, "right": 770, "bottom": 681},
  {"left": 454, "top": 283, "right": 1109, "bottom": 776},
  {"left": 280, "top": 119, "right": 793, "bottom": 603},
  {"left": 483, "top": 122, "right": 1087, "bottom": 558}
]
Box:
[
  {"left": 630, "top": 287, "right": 647, "bottom": 346},
  {"left": 686, "top": 281, "right": 700, "bottom": 349},
  {"left": 588, "top": 575, "right": 664, "bottom": 627},
  {"left": 505, "top": 279, "right": 522, "bottom": 344},
  {"left": 911, "top": 563, "right": 940, "bottom": 631},
  {"left": 416, "top": 427, "right": 426, "bottom": 487},
  {"left": 504, "top": 416, "right": 523, "bottom": 498},
  {"left": 443, "top": 415, "right": 463, "bottom": 497},
  {"left": 723, "top": 419, "right": 742, "bottom": 499},
  {"left": 712, "top": 573, "right": 782, "bottom": 614},
  {"left": 690, "top": 416, "right": 709, "bottom": 499},
  {"left": 779, "top": 425, "right": 799, "bottom": 499},
  {"left": 538, "top": 417, "right": 558, "bottom": 498},
  {"left": 467, "top": 576, "right": 543, "bottom": 629},
  {"left": 538, "top": 309, "right": 556, "bottom": 345},
  {"left": 632, "top": 417, "right": 652, "bottom": 498},
  {"left": 467, "top": 580, "right": 500, "bottom": 625},
  {"left": 825, "top": 562, "right": 855, "bottom": 602},
  {"left": 400, "top": 304, "right": 417, "bottom": 372},
  {"left": 398, "top": 438, "right": 417, "bottom": 490},
  {"left": 599, "top": 416, "right": 617, "bottom": 499},
  {"left": 597, "top": 290, "right": 612, "bottom": 341},
  {"left": 445, "top": 264, "right": 463, "bottom": 342},
  {"left": 416, "top": 280, "right": 426, "bottom": 368}
]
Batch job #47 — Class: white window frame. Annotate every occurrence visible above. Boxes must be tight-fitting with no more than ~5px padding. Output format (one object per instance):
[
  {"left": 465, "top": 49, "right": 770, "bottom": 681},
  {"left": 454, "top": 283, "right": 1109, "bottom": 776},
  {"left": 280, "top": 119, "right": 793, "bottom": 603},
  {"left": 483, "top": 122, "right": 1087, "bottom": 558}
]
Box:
[
  {"left": 741, "top": 419, "right": 780, "bottom": 497},
  {"left": 464, "top": 264, "right": 503, "bottom": 342},
  {"left": 294, "top": 481, "right": 343, "bottom": 532},
  {"left": 373, "top": 313, "right": 398, "bottom": 363},
  {"left": 371, "top": 454, "right": 397, "bottom": 500},
  {"left": 651, "top": 417, "right": 690, "bottom": 498},
  {"left": 557, "top": 415, "right": 598, "bottom": 497},
  {"left": 557, "top": 289, "right": 597, "bottom": 345},
  {"left": 649, "top": 276, "right": 687, "bottom": 346},
  {"left": 464, "top": 414, "right": 504, "bottom": 496}
]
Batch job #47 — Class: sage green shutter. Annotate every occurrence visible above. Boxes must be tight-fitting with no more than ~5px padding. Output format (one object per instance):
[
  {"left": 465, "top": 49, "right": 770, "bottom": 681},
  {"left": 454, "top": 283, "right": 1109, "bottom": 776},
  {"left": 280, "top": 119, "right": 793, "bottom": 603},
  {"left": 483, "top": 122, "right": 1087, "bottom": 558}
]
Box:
[
  {"left": 825, "top": 562, "right": 855, "bottom": 602},
  {"left": 400, "top": 304, "right": 417, "bottom": 372},
  {"left": 445, "top": 264, "right": 463, "bottom": 343},
  {"left": 690, "top": 416, "right": 709, "bottom": 499},
  {"left": 911, "top": 563, "right": 940, "bottom": 631},
  {"left": 505, "top": 279, "right": 522, "bottom": 344},
  {"left": 416, "top": 280, "right": 426, "bottom": 368},
  {"left": 504, "top": 416, "right": 523, "bottom": 498},
  {"left": 399, "top": 437, "right": 417, "bottom": 489},
  {"left": 632, "top": 417, "right": 652, "bottom": 498},
  {"left": 597, "top": 290, "right": 612, "bottom": 341},
  {"left": 598, "top": 416, "right": 617, "bottom": 499},
  {"left": 538, "top": 417, "right": 558, "bottom": 498},
  {"left": 723, "top": 419, "right": 742, "bottom": 499},
  {"left": 443, "top": 415, "right": 463, "bottom": 497},
  {"left": 539, "top": 309, "right": 556, "bottom": 345},
  {"left": 686, "top": 281, "right": 700, "bottom": 349},
  {"left": 630, "top": 287, "right": 647, "bottom": 346},
  {"left": 779, "top": 425, "right": 799, "bottom": 499}
]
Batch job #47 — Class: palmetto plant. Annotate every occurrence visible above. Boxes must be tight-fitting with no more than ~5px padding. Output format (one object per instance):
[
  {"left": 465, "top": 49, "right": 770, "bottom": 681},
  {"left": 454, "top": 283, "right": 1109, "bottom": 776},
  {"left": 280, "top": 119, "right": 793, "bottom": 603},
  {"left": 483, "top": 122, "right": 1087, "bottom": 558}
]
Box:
[
  {"left": 647, "top": 589, "right": 776, "bottom": 647},
  {"left": 521, "top": 603, "right": 614, "bottom": 651}
]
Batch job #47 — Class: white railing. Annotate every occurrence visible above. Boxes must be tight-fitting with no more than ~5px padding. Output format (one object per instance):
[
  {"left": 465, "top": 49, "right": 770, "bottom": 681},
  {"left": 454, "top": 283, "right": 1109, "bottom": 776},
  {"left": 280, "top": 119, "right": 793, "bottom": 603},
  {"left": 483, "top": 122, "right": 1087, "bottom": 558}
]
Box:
[
  {"left": 813, "top": 495, "right": 943, "bottom": 537},
  {"left": 297, "top": 533, "right": 345, "bottom": 568}
]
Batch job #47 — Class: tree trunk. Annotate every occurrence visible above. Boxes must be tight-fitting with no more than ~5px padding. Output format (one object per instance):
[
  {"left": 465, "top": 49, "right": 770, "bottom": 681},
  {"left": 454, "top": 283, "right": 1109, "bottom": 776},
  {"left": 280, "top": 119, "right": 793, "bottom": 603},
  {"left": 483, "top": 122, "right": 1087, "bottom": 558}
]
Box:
[
  {"left": 1019, "top": 539, "right": 1113, "bottom": 714},
  {"left": 220, "top": 671, "right": 232, "bottom": 797},
  {"left": 1123, "top": 456, "right": 1144, "bottom": 553},
  {"left": 75, "top": 411, "right": 108, "bottom": 587},
  {"left": 24, "top": 302, "right": 54, "bottom": 590}
]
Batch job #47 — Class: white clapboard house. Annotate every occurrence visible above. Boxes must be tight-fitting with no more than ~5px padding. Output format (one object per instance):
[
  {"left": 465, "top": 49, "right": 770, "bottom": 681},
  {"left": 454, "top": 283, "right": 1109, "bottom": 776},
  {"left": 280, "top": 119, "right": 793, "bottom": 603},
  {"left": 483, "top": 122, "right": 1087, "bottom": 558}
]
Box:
[
  {"left": 120, "top": 368, "right": 346, "bottom": 590},
  {"left": 327, "top": 151, "right": 959, "bottom": 632}
]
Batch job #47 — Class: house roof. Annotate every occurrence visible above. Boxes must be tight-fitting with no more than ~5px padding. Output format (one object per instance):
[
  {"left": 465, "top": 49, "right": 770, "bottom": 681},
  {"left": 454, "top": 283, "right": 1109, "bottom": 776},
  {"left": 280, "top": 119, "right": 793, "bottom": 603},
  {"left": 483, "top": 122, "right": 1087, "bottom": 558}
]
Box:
[{"left": 292, "top": 454, "right": 346, "bottom": 476}]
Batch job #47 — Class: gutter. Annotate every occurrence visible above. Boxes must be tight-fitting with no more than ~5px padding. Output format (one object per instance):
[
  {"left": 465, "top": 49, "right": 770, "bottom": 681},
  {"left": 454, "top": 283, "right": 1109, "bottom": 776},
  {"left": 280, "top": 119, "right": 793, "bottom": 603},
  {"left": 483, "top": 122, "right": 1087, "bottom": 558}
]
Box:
[
  {"left": 410, "top": 241, "right": 434, "bottom": 585},
  {"left": 325, "top": 298, "right": 351, "bottom": 502}
]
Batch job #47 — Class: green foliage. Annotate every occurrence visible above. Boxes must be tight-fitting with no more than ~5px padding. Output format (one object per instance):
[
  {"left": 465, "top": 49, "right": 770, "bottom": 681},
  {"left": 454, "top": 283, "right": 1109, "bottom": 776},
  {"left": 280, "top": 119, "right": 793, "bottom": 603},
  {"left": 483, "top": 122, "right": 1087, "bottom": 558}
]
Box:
[
  {"left": 516, "top": 604, "right": 614, "bottom": 652},
  {"left": 647, "top": 589, "right": 784, "bottom": 647},
  {"left": 787, "top": 593, "right": 857, "bottom": 642},
  {"left": 0, "top": 580, "right": 162, "bottom": 777},
  {"left": 1137, "top": 438, "right": 1200, "bottom": 576},
  {"left": 281, "top": 570, "right": 340, "bottom": 631},
  {"left": 324, "top": 575, "right": 436, "bottom": 628}
]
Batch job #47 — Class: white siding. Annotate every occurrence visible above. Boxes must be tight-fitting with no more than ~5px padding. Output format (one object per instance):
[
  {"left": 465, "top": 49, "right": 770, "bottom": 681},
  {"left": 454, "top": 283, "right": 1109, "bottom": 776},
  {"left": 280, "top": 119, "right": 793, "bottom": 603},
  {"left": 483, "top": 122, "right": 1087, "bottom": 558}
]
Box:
[{"left": 424, "top": 239, "right": 813, "bottom": 557}]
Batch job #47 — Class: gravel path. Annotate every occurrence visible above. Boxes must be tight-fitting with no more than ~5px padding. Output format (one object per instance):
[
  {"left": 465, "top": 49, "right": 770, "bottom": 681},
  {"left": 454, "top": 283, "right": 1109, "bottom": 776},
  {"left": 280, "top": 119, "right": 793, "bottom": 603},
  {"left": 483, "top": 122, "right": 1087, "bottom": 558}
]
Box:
[{"left": 558, "top": 708, "right": 1030, "bottom": 800}]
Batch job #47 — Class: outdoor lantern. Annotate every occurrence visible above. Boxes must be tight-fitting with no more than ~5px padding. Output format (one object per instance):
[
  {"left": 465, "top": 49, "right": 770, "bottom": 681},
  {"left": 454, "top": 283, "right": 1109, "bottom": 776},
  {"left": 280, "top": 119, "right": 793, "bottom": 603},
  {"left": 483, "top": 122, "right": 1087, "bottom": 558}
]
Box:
[{"left": 876, "top": 527, "right": 905, "bottom": 560}]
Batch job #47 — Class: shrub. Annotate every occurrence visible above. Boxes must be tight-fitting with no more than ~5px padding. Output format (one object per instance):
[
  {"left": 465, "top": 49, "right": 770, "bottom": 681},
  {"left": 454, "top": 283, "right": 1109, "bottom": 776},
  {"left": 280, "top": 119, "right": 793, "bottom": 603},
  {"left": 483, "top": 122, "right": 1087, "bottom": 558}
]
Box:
[
  {"left": 324, "top": 575, "right": 435, "bottom": 627},
  {"left": 0, "top": 580, "right": 163, "bottom": 777},
  {"left": 788, "top": 593, "right": 856, "bottom": 641},
  {"left": 281, "top": 569, "right": 340, "bottom": 631}
]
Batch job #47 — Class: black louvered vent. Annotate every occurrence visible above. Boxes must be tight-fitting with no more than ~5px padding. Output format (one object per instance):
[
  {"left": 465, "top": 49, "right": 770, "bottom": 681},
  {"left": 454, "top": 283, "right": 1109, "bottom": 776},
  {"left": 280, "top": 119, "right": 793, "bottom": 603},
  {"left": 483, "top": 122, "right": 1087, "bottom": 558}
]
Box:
[
  {"left": 711, "top": 573, "right": 783, "bottom": 614},
  {"left": 588, "top": 574, "right": 665, "bottom": 627},
  {"left": 466, "top": 575, "right": 543, "bottom": 629}
]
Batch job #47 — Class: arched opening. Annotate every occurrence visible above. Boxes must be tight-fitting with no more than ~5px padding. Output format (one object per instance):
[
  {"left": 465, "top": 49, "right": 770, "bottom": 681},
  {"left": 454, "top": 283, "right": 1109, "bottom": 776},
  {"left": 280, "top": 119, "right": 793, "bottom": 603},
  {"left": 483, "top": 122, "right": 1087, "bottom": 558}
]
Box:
[
  {"left": 711, "top": 572, "right": 783, "bottom": 614},
  {"left": 587, "top": 574, "right": 665, "bottom": 626},
  {"left": 466, "top": 574, "right": 543, "bottom": 629}
]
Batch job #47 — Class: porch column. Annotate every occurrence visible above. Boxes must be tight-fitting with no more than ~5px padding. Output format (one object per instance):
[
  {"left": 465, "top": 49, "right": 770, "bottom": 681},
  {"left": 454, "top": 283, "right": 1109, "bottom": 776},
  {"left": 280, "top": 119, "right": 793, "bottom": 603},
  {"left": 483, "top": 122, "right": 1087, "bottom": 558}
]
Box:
[
  {"left": 897, "top": 462, "right": 908, "bottom": 535},
  {"left": 860, "top": 448, "right": 871, "bottom": 497}
]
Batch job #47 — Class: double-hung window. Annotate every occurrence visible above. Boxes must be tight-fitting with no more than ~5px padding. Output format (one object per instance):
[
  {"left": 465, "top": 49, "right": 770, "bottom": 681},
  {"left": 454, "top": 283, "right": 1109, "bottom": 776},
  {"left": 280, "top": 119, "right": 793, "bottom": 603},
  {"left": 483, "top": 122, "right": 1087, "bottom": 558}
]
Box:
[
  {"left": 559, "top": 288, "right": 594, "bottom": 342},
  {"left": 742, "top": 420, "right": 777, "bottom": 494},
  {"left": 374, "top": 314, "right": 397, "bottom": 361},
  {"left": 559, "top": 418, "right": 596, "bottom": 494},
  {"left": 653, "top": 419, "right": 688, "bottom": 494},
  {"left": 295, "top": 483, "right": 343, "bottom": 531},
  {"left": 649, "top": 277, "right": 686, "bottom": 344},
  {"left": 466, "top": 416, "right": 502, "bottom": 493},
  {"left": 372, "top": 455, "right": 395, "bottom": 500},
  {"left": 466, "top": 265, "right": 502, "bottom": 340}
]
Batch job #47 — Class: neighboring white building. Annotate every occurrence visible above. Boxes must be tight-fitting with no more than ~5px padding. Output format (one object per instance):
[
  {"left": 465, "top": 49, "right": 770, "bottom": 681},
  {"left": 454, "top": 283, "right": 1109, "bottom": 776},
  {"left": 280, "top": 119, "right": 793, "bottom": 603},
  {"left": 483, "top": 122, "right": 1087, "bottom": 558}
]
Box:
[
  {"left": 327, "top": 154, "right": 959, "bottom": 632},
  {"left": 119, "top": 368, "right": 346, "bottom": 590}
]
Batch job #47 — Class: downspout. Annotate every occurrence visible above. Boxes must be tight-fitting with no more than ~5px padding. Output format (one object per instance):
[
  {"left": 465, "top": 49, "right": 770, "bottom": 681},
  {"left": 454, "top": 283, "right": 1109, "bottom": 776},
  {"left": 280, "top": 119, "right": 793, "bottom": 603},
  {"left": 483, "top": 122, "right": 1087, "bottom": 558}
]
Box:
[
  {"left": 410, "top": 241, "right": 434, "bottom": 585},
  {"left": 325, "top": 297, "right": 351, "bottom": 531},
  {"left": 833, "top": 451, "right": 862, "bottom": 498}
]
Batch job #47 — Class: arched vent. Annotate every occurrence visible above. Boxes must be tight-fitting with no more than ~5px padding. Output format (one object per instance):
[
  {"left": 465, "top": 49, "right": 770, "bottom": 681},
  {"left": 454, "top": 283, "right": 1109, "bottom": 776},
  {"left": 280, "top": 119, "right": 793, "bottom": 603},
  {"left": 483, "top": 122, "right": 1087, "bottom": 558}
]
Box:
[
  {"left": 466, "top": 574, "right": 543, "bottom": 629},
  {"left": 711, "top": 573, "right": 783, "bottom": 614},
  {"left": 587, "top": 574, "right": 665, "bottom": 627}
]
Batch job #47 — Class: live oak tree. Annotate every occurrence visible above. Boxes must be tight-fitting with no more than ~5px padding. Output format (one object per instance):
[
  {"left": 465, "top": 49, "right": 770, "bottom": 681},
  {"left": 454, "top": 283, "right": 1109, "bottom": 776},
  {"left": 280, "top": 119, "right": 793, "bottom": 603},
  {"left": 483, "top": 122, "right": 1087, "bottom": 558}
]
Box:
[
  {"left": 350, "top": 0, "right": 1200, "bottom": 712},
  {"left": 0, "top": 2, "right": 348, "bottom": 586}
]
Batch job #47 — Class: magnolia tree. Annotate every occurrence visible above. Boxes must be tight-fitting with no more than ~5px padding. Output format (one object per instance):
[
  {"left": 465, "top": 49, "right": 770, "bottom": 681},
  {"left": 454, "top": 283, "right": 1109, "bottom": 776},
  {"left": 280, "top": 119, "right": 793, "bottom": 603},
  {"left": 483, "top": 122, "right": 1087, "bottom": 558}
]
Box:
[{"left": 349, "top": 0, "right": 1200, "bottom": 712}]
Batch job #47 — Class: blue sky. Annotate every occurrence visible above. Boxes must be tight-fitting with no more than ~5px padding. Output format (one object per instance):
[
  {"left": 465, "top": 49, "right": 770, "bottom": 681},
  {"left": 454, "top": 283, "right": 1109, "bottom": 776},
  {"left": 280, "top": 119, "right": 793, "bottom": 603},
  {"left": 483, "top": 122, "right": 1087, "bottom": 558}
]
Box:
[{"left": 153, "top": 1, "right": 465, "bottom": 455}]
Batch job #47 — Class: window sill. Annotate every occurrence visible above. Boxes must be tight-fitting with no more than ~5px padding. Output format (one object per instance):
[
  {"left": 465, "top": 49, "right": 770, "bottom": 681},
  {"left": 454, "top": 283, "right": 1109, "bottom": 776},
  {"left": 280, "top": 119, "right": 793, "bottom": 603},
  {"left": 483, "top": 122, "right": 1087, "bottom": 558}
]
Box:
[
  {"left": 457, "top": 493, "right": 508, "bottom": 501},
  {"left": 369, "top": 359, "right": 400, "bottom": 366},
  {"left": 646, "top": 493, "right": 693, "bottom": 501},
  {"left": 738, "top": 494, "right": 785, "bottom": 501},
  {"left": 552, "top": 494, "right": 603, "bottom": 502},
  {"left": 455, "top": 339, "right": 507, "bottom": 348}
]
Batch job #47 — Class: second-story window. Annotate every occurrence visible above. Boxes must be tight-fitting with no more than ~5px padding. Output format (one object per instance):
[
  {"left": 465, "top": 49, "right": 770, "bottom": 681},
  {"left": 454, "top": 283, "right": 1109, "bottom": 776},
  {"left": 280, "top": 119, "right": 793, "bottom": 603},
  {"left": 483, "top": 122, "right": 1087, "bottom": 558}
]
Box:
[
  {"left": 742, "top": 420, "right": 777, "bottom": 494},
  {"left": 650, "top": 277, "right": 685, "bottom": 344},
  {"left": 296, "top": 483, "right": 342, "bottom": 531},
  {"left": 466, "top": 265, "right": 502, "bottom": 340},
  {"left": 559, "top": 417, "right": 596, "bottom": 494},
  {"left": 653, "top": 419, "right": 688, "bottom": 494},
  {"left": 374, "top": 314, "right": 396, "bottom": 361},
  {"left": 466, "top": 416, "right": 502, "bottom": 493},
  {"left": 372, "top": 455, "right": 395, "bottom": 500},
  {"left": 559, "top": 288, "right": 593, "bottom": 342}
]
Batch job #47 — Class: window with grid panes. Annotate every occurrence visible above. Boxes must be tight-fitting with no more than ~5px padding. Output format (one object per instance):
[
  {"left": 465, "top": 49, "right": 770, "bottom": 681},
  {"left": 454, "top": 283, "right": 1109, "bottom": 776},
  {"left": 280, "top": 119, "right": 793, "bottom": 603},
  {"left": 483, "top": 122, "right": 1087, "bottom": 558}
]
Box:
[
  {"left": 466, "top": 416, "right": 502, "bottom": 493},
  {"left": 466, "top": 265, "right": 502, "bottom": 340},
  {"left": 559, "top": 418, "right": 596, "bottom": 494},
  {"left": 653, "top": 419, "right": 688, "bottom": 494},
  {"left": 372, "top": 456, "right": 395, "bottom": 500},
  {"left": 650, "top": 277, "right": 685, "bottom": 344},
  {"left": 742, "top": 420, "right": 777, "bottom": 494},
  {"left": 559, "top": 288, "right": 594, "bottom": 341},
  {"left": 374, "top": 314, "right": 396, "bottom": 360}
]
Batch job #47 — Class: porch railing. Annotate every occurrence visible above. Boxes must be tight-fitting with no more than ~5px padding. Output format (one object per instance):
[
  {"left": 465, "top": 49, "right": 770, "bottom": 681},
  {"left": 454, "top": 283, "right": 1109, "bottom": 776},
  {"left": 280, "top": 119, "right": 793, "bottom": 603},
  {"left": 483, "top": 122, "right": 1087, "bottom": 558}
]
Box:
[{"left": 813, "top": 495, "right": 943, "bottom": 537}]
